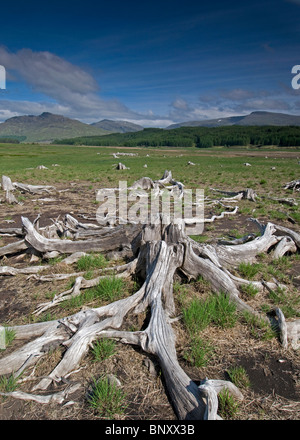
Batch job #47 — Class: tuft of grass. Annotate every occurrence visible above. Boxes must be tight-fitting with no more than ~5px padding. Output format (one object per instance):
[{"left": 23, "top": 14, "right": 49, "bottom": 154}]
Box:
[
  {"left": 93, "top": 276, "right": 125, "bottom": 302},
  {"left": 0, "top": 374, "right": 18, "bottom": 393},
  {"left": 218, "top": 388, "right": 239, "bottom": 419},
  {"left": 240, "top": 283, "right": 259, "bottom": 298},
  {"left": 290, "top": 211, "right": 300, "bottom": 224},
  {"left": 77, "top": 254, "right": 107, "bottom": 271},
  {"left": 210, "top": 294, "right": 238, "bottom": 328},
  {"left": 62, "top": 276, "right": 125, "bottom": 311},
  {"left": 88, "top": 376, "right": 127, "bottom": 418},
  {"left": 182, "top": 298, "right": 213, "bottom": 334},
  {"left": 91, "top": 339, "right": 116, "bottom": 362},
  {"left": 182, "top": 293, "right": 238, "bottom": 334},
  {"left": 267, "top": 286, "right": 300, "bottom": 318},
  {"left": 238, "top": 262, "right": 262, "bottom": 279},
  {"left": 189, "top": 235, "right": 209, "bottom": 243},
  {"left": 226, "top": 366, "right": 251, "bottom": 389},
  {"left": 183, "top": 336, "right": 214, "bottom": 367}
]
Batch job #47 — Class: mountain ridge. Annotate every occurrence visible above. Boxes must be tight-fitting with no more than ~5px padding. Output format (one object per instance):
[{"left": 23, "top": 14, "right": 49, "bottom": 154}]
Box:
[
  {"left": 166, "top": 111, "right": 300, "bottom": 129},
  {"left": 0, "top": 112, "right": 110, "bottom": 142},
  {"left": 90, "top": 119, "right": 143, "bottom": 133}
]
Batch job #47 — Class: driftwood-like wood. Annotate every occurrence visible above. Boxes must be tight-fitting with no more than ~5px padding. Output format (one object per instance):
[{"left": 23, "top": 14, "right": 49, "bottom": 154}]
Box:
[
  {"left": 0, "top": 239, "right": 28, "bottom": 257},
  {"left": 1, "top": 175, "right": 14, "bottom": 191},
  {"left": 0, "top": 172, "right": 299, "bottom": 419},
  {"left": 22, "top": 216, "right": 140, "bottom": 255},
  {"left": 5, "top": 190, "right": 19, "bottom": 205},
  {"left": 273, "top": 236, "right": 297, "bottom": 259},
  {"left": 13, "top": 182, "right": 55, "bottom": 194},
  {"left": 210, "top": 187, "right": 258, "bottom": 202},
  {"left": 116, "top": 162, "right": 128, "bottom": 170},
  {"left": 284, "top": 179, "right": 300, "bottom": 191}
]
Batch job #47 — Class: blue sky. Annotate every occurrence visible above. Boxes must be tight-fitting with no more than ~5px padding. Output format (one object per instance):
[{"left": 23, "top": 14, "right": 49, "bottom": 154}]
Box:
[{"left": 0, "top": 0, "right": 299, "bottom": 126}]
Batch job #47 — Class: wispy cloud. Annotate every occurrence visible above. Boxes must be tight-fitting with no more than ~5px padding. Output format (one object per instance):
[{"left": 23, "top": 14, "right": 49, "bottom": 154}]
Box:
[
  {"left": 0, "top": 46, "right": 298, "bottom": 128},
  {"left": 0, "top": 47, "right": 151, "bottom": 123}
]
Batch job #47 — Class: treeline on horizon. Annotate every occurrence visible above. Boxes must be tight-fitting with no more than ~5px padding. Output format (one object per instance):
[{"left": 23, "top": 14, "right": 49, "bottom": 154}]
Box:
[
  {"left": 0, "top": 135, "right": 25, "bottom": 143},
  {"left": 53, "top": 125, "right": 300, "bottom": 148}
]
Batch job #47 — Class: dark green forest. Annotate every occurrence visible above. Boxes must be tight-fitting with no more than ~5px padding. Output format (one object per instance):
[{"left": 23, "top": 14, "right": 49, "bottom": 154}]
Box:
[{"left": 53, "top": 125, "right": 300, "bottom": 148}]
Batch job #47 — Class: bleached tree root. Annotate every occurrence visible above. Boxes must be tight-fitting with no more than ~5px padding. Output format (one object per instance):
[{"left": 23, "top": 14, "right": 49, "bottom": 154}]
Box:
[
  {"left": 21, "top": 216, "right": 140, "bottom": 255},
  {"left": 0, "top": 383, "right": 81, "bottom": 405},
  {"left": 273, "top": 236, "right": 297, "bottom": 259},
  {"left": 284, "top": 179, "right": 300, "bottom": 191},
  {"left": 0, "top": 240, "right": 28, "bottom": 257},
  {"left": 203, "top": 206, "right": 238, "bottom": 223},
  {"left": 1, "top": 212, "right": 299, "bottom": 419},
  {"left": 210, "top": 187, "right": 258, "bottom": 202}
]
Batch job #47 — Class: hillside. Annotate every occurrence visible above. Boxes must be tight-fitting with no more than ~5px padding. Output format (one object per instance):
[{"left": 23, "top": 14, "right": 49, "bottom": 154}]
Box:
[
  {"left": 167, "top": 111, "right": 300, "bottom": 129},
  {"left": 91, "top": 119, "right": 143, "bottom": 133},
  {"left": 0, "top": 112, "right": 111, "bottom": 142}
]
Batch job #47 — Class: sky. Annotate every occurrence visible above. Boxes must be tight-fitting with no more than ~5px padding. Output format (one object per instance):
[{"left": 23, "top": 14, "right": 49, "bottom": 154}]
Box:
[{"left": 0, "top": 0, "right": 299, "bottom": 127}]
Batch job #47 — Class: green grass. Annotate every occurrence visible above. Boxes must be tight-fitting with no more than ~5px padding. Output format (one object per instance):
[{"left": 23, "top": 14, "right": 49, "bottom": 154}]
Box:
[
  {"left": 92, "top": 276, "right": 125, "bottom": 302},
  {"left": 91, "top": 339, "right": 116, "bottom": 362},
  {"left": 210, "top": 294, "right": 238, "bottom": 328},
  {"left": 182, "top": 297, "right": 213, "bottom": 334},
  {"left": 267, "top": 286, "right": 300, "bottom": 318},
  {"left": 182, "top": 293, "right": 238, "bottom": 335},
  {"left": 0, "top": 374, "right": 18, "bottom": 393},
  {"left": 240, "top": 283, "right": 260, "bottom": 297},
  {"left": 183, "top": 336, "right": 214, "bottom": 367},
  {"left": 76, "top": 254, "right": 107, "bottom": 271},
  {"left": 1, "top": 143, "right": 299, "bottom": 197},
  {"left": 238, "top": 262, "right": 263, "bottom": 280},
  {"left": 88, "top": 376, "right": 127, "bottom": 418},
  {"left": 218, "top": 388, "right": 240, "bottom": 419},
  {"left": 189, "top": 234, "right": 209, "bottom": 243},
  {"left": 226, "top": 366, "right": 251, "bottom": 389}
]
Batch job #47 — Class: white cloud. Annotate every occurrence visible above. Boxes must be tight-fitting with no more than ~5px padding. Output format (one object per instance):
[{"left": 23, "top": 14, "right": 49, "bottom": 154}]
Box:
[
  {"left": 0, "top": 47, "right": 150, "bottom": 124},
  {"left": 0, "top": 47, "right": 298, "bottom": 127},
  {"left": 171, "top": 98, "right": 189, "bottom": 110}
]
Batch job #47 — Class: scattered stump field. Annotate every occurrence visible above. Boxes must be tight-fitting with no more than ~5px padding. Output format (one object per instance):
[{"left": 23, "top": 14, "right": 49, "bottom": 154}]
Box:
[{"left": 0, "top": 144, "right": 299, "bottom": 420}]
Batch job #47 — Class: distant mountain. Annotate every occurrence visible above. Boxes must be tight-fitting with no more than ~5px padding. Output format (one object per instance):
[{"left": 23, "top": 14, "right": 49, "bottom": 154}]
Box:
[
  {"left": 167, "top": 111, "right": 300, "bottom": 129},
  {"left": 0, "top": 112, "right": 111, "bottom": 142},
  {"left": 91, "top": 119, "right": 143, "bottom": 133}
]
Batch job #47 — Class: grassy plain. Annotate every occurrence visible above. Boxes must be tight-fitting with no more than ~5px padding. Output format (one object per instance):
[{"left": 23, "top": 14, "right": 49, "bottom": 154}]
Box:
[{"left": 0, "top": 143, "right": 299, "bottom": 189}]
